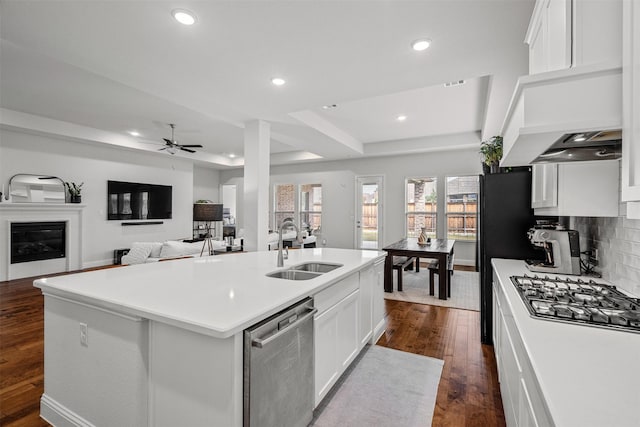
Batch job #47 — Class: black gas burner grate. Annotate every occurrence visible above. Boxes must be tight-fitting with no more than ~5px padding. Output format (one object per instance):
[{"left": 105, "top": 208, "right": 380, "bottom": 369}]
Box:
[{"left": 510, "top": 275, "right": 640, "bottom": 333}]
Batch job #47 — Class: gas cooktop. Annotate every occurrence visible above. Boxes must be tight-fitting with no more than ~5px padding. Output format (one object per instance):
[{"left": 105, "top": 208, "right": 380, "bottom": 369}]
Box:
[{"left": 510, "top": 275, "right": 640, "bottom": 333}]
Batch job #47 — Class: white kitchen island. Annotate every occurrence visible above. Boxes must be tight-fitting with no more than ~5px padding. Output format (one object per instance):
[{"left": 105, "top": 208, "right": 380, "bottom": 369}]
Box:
[{"left": 34, "top": 248, "right": 386, "bottom": 427}]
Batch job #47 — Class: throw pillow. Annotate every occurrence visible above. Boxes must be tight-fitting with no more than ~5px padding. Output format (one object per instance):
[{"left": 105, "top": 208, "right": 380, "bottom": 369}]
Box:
[
  {"left": 121, "top": 242, "right": 154, "bottom": 265},
  {"left": 160, "top": 241, "right": 203, "bottom": 258}
]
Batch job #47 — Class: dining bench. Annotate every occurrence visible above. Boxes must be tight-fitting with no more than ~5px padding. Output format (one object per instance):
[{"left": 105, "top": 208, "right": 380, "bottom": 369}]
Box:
[
  {"left": 427, "top": 254, "right": 455, "bottom": 297},
  {"left": 392, "top": 256, "right": 416, "bottom": 291}
]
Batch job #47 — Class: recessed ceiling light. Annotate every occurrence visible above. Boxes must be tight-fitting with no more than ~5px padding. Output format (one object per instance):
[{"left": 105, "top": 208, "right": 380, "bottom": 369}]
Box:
[
  {"left": 172, "top": 9, "right": 197, "bottom": 25},
  {"left": 271, "top": 77, "right": 286, "bottom": 86},
  {"left": 229, "top": 153, "right": 236, "bottom": 158},
  {"left": 412, "top": 39, "right": 432, "bottom": 51},
  {"left": 397, "top": 115, "right": 407, "bottom": 122},
  {"left": 322, "top": 104, "right": 338, "bottom": 110},
  {"left": 128, "top": 130, "right": 140, "bottom": 137}
]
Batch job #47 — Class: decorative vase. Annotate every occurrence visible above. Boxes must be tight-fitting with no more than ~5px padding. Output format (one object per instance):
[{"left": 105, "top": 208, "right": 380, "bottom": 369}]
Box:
[
  {"left": 70, "top": 194, "right": 81, "bottom": 204},
  {"left": 417, "top": 227, "right": 429, "bottom": 245}
]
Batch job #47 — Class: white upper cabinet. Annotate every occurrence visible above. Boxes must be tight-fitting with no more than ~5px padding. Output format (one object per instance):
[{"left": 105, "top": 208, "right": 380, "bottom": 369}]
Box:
[
  {"left": 502, "top": 0, "right": 622, "bottom": 166},
  {"left": 621, "top": 0, "right": 640, "bottom": 211},
  {"left": 526, "top": 0, "right": 622, "bottom": 75},
  {"left": 527, "top": 0, "right": 572, "bottom": 74},
  {"left": 533, "top": 161, "right": 620, "bottom": 217}
]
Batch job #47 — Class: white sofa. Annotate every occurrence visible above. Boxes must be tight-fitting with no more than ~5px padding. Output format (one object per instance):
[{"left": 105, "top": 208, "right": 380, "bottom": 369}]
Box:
[{"left": 121, "top": 240, "right": 227, "bottom": 265}]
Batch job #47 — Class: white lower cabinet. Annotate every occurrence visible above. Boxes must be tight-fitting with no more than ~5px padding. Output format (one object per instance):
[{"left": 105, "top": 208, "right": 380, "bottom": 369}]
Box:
[
  {"left": 493, "top": 273, "right": 554, "bottom": 427},
  {"left": 314, "top": 289, "right": 359, "bottom": 406},
  {"left": 313, "top": 261, "right": 386, "bottom": 407},
  {"left": 313, "top": 271, "right": 361, "bottom": 407}
]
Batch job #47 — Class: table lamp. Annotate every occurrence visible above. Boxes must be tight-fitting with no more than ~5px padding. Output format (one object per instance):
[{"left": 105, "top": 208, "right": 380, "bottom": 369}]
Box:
[{"left": 193, "top": 202, "right": 223, "bottom": 256}]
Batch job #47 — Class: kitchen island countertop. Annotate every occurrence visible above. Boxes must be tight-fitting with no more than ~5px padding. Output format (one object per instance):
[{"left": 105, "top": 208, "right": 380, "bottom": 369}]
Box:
[
  {"left": 34, "top": 248, "right": 385, "bottom": 338},
  {"left": 492, "top": 259, "right": 640, "bottom": 427}
]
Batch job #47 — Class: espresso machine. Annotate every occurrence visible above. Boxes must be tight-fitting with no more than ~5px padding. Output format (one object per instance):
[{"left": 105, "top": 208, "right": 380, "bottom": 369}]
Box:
[{"left": 525, "top": 228, "right": 582, "bottom": 275}]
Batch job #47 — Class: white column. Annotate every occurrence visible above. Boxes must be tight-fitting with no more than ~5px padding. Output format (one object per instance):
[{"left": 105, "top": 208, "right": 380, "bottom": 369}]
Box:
[{"left": 243, "top": 120, "right": 270, "bottom": 252}]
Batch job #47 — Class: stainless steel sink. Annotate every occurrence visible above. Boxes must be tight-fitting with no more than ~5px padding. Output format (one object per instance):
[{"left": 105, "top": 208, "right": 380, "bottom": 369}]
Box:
[
  {"left": 290, "top": 262, "right": 343, "bottom": 273},
  {"left": 265, "top": 270, "right": 322, "bottom": 280}
]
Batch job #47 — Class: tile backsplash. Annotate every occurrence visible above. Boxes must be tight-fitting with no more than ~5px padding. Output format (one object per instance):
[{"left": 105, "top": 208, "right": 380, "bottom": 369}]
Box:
[{"left": 573, "top": 216, "right": 640, "bottom": 297}]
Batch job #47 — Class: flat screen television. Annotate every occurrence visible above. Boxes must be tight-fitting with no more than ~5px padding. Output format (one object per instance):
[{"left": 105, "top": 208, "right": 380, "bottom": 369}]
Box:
[{"left": 107, "top": 180, "right": 172, "bottom": 220}]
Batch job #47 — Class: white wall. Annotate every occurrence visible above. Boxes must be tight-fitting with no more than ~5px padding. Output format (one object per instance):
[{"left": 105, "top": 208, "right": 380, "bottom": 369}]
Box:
[
  {"left": 221, "top": 147, "right": 482, "bottom": 266},
  {"left": 193, "top": 166, "right": 220, "bottom": 202},
  {"left": 0, "top": 128, "right": 194, "bottom": 267}
]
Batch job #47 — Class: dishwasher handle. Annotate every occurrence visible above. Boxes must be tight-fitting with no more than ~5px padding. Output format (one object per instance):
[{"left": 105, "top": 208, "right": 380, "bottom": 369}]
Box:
[{"left": 251, "top": 307, "right": 317, "bottom": 348}]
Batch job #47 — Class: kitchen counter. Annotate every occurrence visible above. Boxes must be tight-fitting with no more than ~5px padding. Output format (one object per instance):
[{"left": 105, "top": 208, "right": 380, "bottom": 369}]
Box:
[
  {"left": 492, "top": 259, "right": 640, "bottom": 427},
  {"left": 34, "top": 248, "right": 386, "bottom": 426},
  {"left": 34, "top": 248, "right": 385, "bottom": 338}
]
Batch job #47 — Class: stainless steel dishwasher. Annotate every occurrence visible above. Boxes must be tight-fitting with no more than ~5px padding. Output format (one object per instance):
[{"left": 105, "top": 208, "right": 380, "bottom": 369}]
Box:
[{"left": 243, "top": 297, "right": 316, "bottom": 427}]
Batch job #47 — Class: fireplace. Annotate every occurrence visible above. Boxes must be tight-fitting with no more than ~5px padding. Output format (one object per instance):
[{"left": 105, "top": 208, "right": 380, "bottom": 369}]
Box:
[{"left": 11, "top": 222, "right": 66, "bottom": 264}]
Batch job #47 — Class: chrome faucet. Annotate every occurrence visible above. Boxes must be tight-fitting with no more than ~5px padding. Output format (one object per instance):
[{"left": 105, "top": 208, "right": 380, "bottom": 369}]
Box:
[{"left": 277, "top": 220, "right": 302, "bottom": 267}]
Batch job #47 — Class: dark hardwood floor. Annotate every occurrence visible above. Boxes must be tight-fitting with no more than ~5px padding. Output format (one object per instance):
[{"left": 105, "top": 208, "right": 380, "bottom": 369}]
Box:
[
  {"left": 377, "top": 300, "right": 505, "bottom": 426},
  {"left": 1, "top": 269, "right": 504, "bottom": 427}
]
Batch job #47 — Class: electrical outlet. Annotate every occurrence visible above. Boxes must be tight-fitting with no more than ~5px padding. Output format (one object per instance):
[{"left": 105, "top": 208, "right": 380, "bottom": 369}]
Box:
[
  {"left": 80, "top": 322, "right": 88, "bottom": 346},
  {"left": 322, "top": 239, "right": 327, "bottom": 246}
]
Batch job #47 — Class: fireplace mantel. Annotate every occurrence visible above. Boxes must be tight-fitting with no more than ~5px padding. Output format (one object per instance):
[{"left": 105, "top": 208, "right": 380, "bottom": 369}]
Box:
[{"left": 0, "top": 203, "right": 85, "bottom": 281}]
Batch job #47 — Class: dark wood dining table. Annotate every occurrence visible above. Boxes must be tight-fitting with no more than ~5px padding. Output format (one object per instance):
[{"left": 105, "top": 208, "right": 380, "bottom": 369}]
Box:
[{"left": 382, "top": 238, "right": 455, "bottom": 300}]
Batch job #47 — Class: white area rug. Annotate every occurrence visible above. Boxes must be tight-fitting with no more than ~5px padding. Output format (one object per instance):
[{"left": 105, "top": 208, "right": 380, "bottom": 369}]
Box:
[
  {"left": 311, "top": 345, "right": 444, "bottom": 427},
  {"left": 385, "top": 269, "right": 480, "bottom": 311}
]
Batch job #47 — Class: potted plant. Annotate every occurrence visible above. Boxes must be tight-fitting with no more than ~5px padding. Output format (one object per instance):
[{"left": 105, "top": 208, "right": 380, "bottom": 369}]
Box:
[
  {"left": 64, "top": 181, "right": 83, "bottom": 203},
  {"left": 480, "top": 135, "right": 503, "bottom": 174}
]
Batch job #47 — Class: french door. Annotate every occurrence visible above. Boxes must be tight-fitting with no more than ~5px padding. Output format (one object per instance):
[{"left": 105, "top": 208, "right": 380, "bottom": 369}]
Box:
[{"left": 355, "top": 176, "right": 383, "bottom": 250}]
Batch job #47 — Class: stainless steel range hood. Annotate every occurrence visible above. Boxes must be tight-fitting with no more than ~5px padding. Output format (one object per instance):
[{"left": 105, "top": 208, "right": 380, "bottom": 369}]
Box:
[
  {"left": 500, "top": 62, "right": 622, "bottom": 166},
  {"left": 531, "top": 130, "right": 621, "bottom": 163}
]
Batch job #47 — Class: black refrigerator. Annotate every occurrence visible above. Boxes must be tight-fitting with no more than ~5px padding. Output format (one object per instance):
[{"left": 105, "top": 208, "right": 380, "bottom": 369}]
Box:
[{"left": 478, "top": 169, "right": 543, "bottom": 344}]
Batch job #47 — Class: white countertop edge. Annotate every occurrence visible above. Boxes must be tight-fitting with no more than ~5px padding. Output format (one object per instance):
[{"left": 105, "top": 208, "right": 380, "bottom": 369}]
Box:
[{"left": 35, "top": 250, "right": 386, "bottom": 339}]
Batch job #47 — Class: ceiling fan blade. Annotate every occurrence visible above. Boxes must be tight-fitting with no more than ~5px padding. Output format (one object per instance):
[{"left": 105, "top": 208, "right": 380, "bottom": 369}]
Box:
[
  {"left": 163, "top": 138, "right": 173, "bottom": 145},
  {"left": 180, "top": 147, "right": 196, "bottom": 153},
  {"left": 158, "top": 147, "right": 167, "bottom": 151},
  {"left": 178, "top": 144, "right": 203, "bottom": 148}
]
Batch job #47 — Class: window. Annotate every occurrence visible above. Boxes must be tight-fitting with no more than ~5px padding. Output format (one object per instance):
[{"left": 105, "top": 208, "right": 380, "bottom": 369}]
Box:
[
  {"left": 300, "top": 184, "right": 322, "bottom": 234},
  {"left": 272, "top": 183, "right": 322, "bottom": 234},
  {"left": 406, "top": 177, "right": 437, "bottom": 238},
  {"left": 446, "top": 176, "right": 479, "bottom": 241},
  {"left": 273, "top": 184, "right": 295, "bottom": 229}
]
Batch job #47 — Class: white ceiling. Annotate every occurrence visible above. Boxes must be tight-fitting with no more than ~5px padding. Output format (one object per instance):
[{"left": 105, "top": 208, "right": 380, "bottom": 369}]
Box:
[{"left": 0, "top": 0, "right": 534, "bottom": 168}]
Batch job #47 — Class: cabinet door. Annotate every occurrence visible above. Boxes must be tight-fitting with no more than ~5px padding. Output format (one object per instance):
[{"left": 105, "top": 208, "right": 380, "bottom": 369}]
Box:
[
  {"left": 531, "top": 164, "right": 558, "bottom": 209},
  {"left": 337, "top": 290, "right": 360, "bottom": 371},
  {"left": 498, "top": 310, "right": 522, "bottom": 427},
  {"left": 528, "top": 6, "right": 546, "bottom": 74},
  {"left": 546, "top": 0, "right": 572, "bottom": 71},
  {"left": 534, "top": 162, "right": 619, "bottom": 217},
  {"left": 314, "top": 304, "right": 339, "bottom": 406},
  {"left": 527, "top": 0, "right": 571, "bottom": 74},
  {"left": 622, "top": 0, "right": 640, "bottom": 204},
  {"left": 519, "top": 378, "right": 540, "bottom": 427},
  {"left": 358, "top": 267, "right": 373, "bottom": 348}
]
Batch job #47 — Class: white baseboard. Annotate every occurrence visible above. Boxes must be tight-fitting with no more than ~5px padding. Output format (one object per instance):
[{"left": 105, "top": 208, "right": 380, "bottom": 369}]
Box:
[
  {"left": 40, "top": 394, "right": 96, "bottom": 427},
  {"left": 81, "top": 258, "right": 113, "bottom": 270},
  {"left": 454, "top": 258, "right": 475, "bottom": 267}
]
